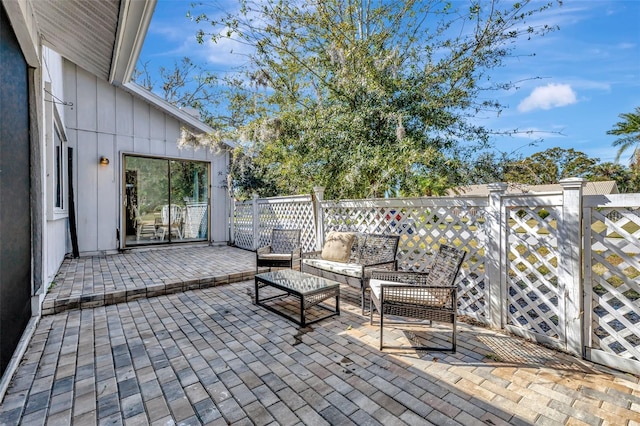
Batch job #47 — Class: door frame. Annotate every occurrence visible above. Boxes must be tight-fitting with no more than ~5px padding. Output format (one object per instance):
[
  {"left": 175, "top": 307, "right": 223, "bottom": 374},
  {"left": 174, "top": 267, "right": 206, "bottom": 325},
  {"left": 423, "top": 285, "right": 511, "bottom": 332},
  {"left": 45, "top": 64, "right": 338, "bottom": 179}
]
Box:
[{"left": 120, "top": 152, "right": 212, "bottom": 249}]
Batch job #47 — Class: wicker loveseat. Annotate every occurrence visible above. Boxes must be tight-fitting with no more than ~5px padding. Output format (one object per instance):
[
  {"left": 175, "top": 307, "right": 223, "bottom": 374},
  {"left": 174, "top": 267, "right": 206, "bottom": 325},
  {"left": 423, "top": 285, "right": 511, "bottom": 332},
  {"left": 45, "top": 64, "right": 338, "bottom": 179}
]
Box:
[{"left": 301, "top": 232, "right": 400, "bottom": 314}]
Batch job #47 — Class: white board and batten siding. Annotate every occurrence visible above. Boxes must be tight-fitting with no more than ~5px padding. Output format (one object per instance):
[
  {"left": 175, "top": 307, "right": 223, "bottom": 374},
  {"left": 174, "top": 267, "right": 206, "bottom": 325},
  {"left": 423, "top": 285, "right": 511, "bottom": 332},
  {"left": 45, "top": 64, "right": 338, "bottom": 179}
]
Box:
[
  {"left": 63, "top": 60, "right": 229, "bottom": 255},
  {"left": 41, "top": 48, "right": 70, "bottom": 287}
]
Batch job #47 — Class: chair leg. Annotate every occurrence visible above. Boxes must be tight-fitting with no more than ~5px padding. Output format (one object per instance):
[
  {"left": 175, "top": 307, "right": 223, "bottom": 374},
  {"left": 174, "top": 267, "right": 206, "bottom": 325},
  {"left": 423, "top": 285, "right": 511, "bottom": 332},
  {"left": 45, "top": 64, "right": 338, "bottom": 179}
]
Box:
[
  {"left": 369, "top": 299, "right": 373, "bottom": 325},
  {"left": 452, "top": 315, "right": 457, "bottom": 353},
  {"left": 379, "top": 311, "right": 384, "bottom": 350}
]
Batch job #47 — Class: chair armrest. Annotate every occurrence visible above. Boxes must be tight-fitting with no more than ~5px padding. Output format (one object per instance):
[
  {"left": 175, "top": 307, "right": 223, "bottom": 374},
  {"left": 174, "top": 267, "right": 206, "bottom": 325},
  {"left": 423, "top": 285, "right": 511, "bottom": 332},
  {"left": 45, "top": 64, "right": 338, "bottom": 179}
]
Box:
[
  {"left": 380, "top": 284, "right": 456, "bottom": 308},
  {"left": 257, "top": 246, "right": 273, "bottom": 255},
  {"left": 361, "top": 255, "right": 397, "bottom": 266},
  {"left": 302, "top": 251, "right": 322, "bottom": 259},
  {"left": 363, "top": 262, "right": 396, "bottom": 279},
  {"left": 363, "top": 260, "right": 397, "bottom": 269},
  {"left": 292, "top": 247, "right": 302, "bottom": 260},
  {"left": 370, "top": 270, "right": 430, "bottom": 284}
]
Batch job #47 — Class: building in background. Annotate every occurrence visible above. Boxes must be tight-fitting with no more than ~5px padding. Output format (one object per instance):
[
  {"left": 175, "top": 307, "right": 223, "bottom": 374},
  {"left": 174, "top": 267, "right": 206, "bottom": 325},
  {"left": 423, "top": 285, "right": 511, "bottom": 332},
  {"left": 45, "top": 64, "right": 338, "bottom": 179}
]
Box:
[{"left": 446, "top": 181, "right": 619, "bottom": 197}]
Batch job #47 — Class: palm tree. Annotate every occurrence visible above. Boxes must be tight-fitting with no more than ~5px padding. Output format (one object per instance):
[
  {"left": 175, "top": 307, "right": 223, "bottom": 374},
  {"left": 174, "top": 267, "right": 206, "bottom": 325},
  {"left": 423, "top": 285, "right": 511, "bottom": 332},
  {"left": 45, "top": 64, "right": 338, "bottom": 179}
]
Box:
[
  {"left": 607, "top": 107, "right": 640, "bottom": 166},
  {"left": 589, "top": 162, "right": 631, "bottom": 193}
]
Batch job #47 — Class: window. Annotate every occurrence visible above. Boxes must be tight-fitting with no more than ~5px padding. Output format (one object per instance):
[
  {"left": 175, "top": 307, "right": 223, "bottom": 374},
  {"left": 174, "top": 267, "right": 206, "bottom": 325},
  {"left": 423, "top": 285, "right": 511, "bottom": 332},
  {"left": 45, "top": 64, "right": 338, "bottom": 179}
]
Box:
[
  {"left": 45, "top": 81, "right": 67, "bottom": 219},
  {"left": 54, "top": 126, "right": 63, "bottom": 209}
]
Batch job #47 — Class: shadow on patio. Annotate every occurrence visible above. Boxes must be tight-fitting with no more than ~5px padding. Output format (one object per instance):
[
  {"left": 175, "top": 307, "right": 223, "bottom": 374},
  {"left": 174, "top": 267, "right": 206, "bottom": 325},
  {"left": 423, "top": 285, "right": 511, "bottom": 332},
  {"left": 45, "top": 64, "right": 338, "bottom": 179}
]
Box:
[{"left": 1, "top": 245, "right": 639, "bottom": 425}]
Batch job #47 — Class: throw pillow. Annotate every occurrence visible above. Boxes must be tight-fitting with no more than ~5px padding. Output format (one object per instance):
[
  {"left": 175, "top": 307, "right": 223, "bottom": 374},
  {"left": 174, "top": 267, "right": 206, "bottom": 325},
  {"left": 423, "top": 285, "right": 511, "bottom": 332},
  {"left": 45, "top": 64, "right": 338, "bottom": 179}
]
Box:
[{"left": 321, "top": 231, "right": 356, "bottom": 263}]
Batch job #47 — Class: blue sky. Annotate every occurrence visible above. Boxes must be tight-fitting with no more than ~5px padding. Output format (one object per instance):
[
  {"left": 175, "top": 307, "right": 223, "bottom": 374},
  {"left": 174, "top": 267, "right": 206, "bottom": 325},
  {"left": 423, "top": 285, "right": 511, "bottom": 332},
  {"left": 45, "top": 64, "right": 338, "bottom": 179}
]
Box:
[{"left": 137, "top": 0, "right": 640, "bottom": 163}]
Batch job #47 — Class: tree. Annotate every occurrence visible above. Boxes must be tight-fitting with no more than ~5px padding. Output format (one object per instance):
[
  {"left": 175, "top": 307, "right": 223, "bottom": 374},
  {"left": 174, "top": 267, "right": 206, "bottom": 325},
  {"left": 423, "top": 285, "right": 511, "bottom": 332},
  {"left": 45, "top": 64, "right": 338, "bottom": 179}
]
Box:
[
  {"left": 454, "top": 151, "right": 517, "bottom": 186},
  {"left": 607, "top": 107, "right": 640, "bottom": 166},
  {"left": 228, "top": 146, "right": 279, "bottom": 200},
  {"left": 134, "top": 57, "right": 224, "bottom": 127},
  {"left": 588, "top": 162, "right": 637, "bottom": 193},
  {"left": 134, "top": 58, "right": 279, "bottom": 199},
  {"left": 504, "top": 148, "right": 597, "bottom": 185},
  {"left": 191, "top": 0, "right": 561, "bottom": 198}
]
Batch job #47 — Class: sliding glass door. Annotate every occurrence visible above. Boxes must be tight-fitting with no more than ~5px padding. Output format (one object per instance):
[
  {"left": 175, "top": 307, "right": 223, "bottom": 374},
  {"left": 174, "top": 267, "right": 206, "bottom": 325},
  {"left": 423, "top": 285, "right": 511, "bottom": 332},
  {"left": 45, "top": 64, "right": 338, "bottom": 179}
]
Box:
[{"left": 124, "top": 155, "right": 209, "bottom": 246}]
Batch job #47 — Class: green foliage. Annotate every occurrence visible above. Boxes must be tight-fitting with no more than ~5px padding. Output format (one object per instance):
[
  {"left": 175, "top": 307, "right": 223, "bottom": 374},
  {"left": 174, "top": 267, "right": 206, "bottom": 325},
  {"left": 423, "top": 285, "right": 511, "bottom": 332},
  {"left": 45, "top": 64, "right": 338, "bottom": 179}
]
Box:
[
  {"left": 125, "top": 156, "right": 168, "bottom": 212},
  {"left": 228, "top": 146, "right": 279, "bottom": 200},
  {"left": 504, "top": 147, "right": 597, "bottom": 185},
  {"left": 588, "top": 162, "right": 640, "bottom": 194},
  {"left": 450, "top": 151, "right": 515, "bottom": 187},
  {"left": 170, "top": 160, "right": 209, "bottom": 203},
  {"left": 484, "top": 147, "right": 640, "bottom": 194},
  {"left": 607, "top": 106, "right": 640, "bottom": 166},
  {"left": 192, "top": 0, "right": 560, "bottom": 198}
]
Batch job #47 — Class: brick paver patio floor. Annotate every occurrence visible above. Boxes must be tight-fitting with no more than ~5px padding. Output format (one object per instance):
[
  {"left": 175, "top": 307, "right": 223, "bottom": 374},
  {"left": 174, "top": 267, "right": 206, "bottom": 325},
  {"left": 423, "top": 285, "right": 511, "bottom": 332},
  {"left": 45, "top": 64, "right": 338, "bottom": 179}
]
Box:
[{"left": 0, "top": 245, "right": 639, "bottom": 425}]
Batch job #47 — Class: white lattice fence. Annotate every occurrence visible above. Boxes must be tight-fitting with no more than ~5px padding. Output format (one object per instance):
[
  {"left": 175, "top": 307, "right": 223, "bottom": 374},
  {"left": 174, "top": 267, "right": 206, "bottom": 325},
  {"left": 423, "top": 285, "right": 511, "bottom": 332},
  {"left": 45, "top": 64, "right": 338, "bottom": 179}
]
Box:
[
  {"left": 502, "top": 195, "right": 564, "bottom": 345},
  {"left": 233, "top": 201, "right": 254, "bottom": 250},
  {"left": 183, "top": 202, "right": 208, "bottom": 239},
  {"left": 320, "top": 197, "right": 490, "bottom": 320},
  {"left": 232, "top": 184, "right": 640, "bottom": 374},
  {"left": 257, "top": 195, "right": 317, "bottom": 253},
  {"left": 584, "top": 194, "right": 640, "bottom": 374}
]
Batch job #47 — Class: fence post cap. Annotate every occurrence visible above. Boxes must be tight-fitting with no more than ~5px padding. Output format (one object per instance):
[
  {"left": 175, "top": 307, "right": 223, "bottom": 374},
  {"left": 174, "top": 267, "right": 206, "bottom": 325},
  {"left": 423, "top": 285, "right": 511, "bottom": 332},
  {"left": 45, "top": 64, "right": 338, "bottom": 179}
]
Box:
[
  {"left": 487, "top": 182, "right": 508, "bottom": 192},
  {"left": 313, "top": 186, "right": 325, "bottom": 199},
  {"left": 559, "top": 177, "right": 586, "bottom": 189}
]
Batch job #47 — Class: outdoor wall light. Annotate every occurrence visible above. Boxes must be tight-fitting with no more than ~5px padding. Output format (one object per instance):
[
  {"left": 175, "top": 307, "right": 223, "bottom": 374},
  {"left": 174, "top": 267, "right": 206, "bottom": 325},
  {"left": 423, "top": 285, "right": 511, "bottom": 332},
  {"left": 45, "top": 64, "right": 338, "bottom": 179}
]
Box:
[{"left": 99, "top": 156, "right": 110, "bottom": 166}]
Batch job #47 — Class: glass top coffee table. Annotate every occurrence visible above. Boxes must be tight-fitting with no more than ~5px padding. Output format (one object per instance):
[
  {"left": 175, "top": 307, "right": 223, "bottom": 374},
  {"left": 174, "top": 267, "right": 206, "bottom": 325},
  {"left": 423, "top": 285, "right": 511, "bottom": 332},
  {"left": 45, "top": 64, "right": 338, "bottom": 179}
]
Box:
[{"left": 254, "top": 270, "right": 340, "bottom": 327}]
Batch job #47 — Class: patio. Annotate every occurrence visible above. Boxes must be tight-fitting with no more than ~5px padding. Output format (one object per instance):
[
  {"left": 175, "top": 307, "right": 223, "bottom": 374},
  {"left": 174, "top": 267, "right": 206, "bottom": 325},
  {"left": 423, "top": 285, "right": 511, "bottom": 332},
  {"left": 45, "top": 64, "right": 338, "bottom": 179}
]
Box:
[{"left": 0, "top": 245, "right": 639, "bottom": 425}]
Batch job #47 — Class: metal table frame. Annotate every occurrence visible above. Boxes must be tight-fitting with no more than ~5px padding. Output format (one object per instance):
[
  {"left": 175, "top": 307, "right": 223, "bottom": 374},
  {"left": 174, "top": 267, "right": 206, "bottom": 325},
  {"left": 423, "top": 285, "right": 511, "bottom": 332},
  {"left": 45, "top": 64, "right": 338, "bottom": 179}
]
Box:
[{"left": 254, "top": 270, "right": 340, "bottom": 327}]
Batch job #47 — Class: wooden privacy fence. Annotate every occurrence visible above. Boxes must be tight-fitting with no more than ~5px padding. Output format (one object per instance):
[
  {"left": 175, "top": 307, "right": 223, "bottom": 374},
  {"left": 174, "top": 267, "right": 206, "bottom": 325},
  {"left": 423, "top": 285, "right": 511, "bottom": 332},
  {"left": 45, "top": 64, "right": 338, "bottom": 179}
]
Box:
[{"left": 233, "top": 181, "right": 640, "bottom": 375}]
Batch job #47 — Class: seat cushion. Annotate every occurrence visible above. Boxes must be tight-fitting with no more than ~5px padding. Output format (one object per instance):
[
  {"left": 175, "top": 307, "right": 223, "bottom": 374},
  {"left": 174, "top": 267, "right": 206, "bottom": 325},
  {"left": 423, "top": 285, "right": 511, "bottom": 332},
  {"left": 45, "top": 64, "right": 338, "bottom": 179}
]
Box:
[
  {"left": 258, "top": 253, "right": 293, "bottom": 261},
  {"left": 369, "top": 279, "right": 445, "bottom": 306},
  {"left": 321, "top": 231, "right": 356, "bottom": 262},
  {"left": 302, "top": 258, "right": 363, "bottom": 278}
]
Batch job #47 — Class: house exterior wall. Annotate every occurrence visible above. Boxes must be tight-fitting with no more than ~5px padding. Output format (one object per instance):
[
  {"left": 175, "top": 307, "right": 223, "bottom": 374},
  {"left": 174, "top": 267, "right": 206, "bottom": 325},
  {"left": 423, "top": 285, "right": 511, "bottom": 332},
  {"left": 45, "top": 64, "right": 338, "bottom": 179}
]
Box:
[
  {"left": 0, "top": 0, "right": 229, "bottom": 391},
  {"left": 62, "top": 60, "right": 229, "bottom": 255},
  {"left": 41, "top": 48, "right": 70, "bottom": 287}
]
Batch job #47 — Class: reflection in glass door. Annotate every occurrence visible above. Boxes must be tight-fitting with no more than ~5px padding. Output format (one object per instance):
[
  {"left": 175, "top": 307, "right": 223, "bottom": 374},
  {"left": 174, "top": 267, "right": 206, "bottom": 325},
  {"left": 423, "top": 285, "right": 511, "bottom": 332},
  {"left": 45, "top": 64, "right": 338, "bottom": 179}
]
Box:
[{"left": 124, "top": 155, "right": 209, "bottom": 246}]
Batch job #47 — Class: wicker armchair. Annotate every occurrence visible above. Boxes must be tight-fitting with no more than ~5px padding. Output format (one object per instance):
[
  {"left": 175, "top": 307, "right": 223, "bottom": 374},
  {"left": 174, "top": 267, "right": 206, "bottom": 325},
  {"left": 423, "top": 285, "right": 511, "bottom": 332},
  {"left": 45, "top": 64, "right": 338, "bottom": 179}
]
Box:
[
  {"left": 256, "top": 229, "right": 302, "bottom": 273},
  {"left": 369, "top": 245, "right": 466, "bottom": 352}
]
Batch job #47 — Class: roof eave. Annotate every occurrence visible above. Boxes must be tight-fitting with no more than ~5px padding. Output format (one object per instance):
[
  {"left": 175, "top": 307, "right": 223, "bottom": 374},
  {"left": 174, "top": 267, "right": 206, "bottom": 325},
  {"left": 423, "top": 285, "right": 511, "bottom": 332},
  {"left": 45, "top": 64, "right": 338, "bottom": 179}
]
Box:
[
  {"left": 109, "top": 0, "right": 157, "bottom": 86},
  {"left": 2, "top": 0, "right": 40, "bottom": 67},
  {"left": 123, "top": 82, "right": 236, "bottom": 149}
]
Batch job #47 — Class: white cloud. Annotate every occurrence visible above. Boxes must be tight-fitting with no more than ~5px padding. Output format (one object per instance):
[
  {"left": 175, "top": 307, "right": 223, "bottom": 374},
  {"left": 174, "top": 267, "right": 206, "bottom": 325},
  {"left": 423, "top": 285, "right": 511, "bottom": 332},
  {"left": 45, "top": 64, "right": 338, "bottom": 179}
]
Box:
[
  {"left": 618, "top": 42, "right": 636, "bottom": 50},
  {"left": 202, "top": 30, "right": 255, "bottom": 67},
  {"left": 143, "top": 25, "right": 251, "bottom": 72},
  {"left": 517, "top": 84, "right": 578, "bottom": 112}
]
